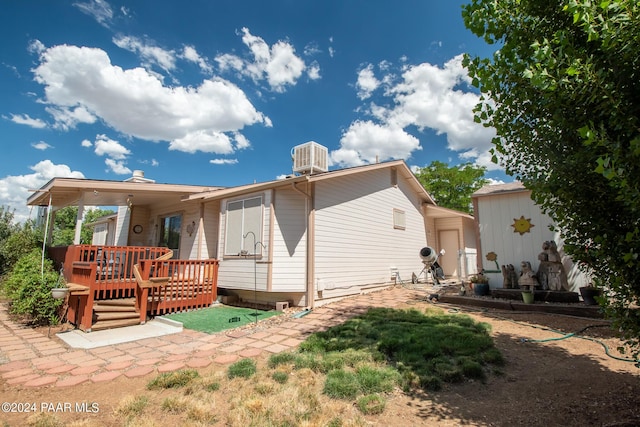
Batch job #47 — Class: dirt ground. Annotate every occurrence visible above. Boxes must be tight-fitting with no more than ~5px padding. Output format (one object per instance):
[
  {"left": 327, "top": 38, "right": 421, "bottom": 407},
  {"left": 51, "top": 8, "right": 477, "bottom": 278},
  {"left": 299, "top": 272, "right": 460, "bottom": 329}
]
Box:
[{"left": 2, "top": 299, "right": 640, "bottom": 427}]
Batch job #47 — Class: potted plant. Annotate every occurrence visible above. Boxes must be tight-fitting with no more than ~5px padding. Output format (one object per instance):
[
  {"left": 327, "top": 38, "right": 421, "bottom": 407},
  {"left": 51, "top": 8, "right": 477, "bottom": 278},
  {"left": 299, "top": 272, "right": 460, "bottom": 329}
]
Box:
[
  {"left": 51, "top": 286, "right": 69, "bottom": 300},
  {"left": 469, "top": 273, "right": 490, "bottom": 296},
  {"left": 521, "top": 290, "right": 534, "bottom": 304},
  {"left": 579, "top": 282, "right": 602, "bottom": 306}
]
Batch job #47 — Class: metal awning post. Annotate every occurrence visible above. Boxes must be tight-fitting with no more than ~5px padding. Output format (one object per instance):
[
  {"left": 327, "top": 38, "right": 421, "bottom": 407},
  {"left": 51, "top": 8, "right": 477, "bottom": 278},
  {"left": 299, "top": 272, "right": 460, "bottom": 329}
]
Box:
[{"left": 41, "top": 193, "right": 52, "bottom": 279}]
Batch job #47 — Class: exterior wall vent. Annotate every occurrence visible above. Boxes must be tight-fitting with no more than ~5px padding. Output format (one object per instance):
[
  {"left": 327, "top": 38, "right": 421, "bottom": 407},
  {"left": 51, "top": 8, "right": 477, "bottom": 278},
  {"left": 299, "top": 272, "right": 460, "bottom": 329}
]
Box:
[{"left": 292, "top": 141, "right": 328, "bottom": 175}]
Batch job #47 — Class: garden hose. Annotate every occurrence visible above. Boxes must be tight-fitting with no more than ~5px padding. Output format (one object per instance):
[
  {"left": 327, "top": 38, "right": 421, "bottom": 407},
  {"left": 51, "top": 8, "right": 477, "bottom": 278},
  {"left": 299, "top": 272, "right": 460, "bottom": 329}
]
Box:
[
  {"left": 519, "top": 324, "right": 638, "bottom": 364},
  {"left": 433, "top": 303, "right": 639, "bottom": 364}
]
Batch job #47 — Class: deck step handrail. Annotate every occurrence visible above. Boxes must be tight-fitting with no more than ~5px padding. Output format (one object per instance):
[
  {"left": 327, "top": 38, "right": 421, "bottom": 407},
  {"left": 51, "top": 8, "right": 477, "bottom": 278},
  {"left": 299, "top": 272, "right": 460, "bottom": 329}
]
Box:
[{"left": 139, "top": 258, "right": 218, "bottom": 317}]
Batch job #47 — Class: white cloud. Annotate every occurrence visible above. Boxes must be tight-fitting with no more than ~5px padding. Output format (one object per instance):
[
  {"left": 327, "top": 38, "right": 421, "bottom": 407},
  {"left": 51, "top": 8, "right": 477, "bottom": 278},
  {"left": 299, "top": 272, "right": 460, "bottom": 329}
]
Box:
[
  {"left": 73, "top": 0, "right": 113, "bottom": 27},
  {"left": 303, "top": 42, "right": 321, "bottom": 57},
  {"left": 45, "top": 105, "right": 96, "bottom": 130},
  {"left": 81, "top": 139, "right": 92, "bottom": 147},
  {"left": 182, "top": 45, "right": 212, "bottom": 74},
  {"left": 215, "top": 28, "right": 310, "bottom": 93},
  {"left": 0, "top": 160, "right": 84, "bottom": 223},
  {"left": 307, "top": 61, "right": 321, "bottom": 80},
  {"left": 33, "top": 44, "right": 268, "bottom": 154},
  {"left": 233, "top": 132, "right": 250, "bottom": 150},
  {"left": 331, "top": 120, "right": 421, "bottom": 167},
  {"left": 32, "top": 141, "right": 52, "bottom": 150},
  {"left": 9, "top": 113, "right": 47, "bottom": 128},
  {"left": 356, "top": 64, "right": 380, "bottom": 100},
  {"left": 28, "top": 39, "right": 46, "bottom": 55},
  {"left": 334, "top": 54, "right": 496, "bottom": 169},
  {"left": 113, "top": 35, "right": 176, "bottom": 74},
  {"left": 93, "top": 134, "right": 131, "bottom": 160},
  {"left": 389, "top": 54, "right": 496, "bottom": 168},
  {"left": 210, "top": 158, "right": 238, "bottom": 165},
  {"left": 169, "top": 130, "right": 233, "bottom": 154},
  {"left": 104, "top": 158, "right": 131, "bottom": 175}
]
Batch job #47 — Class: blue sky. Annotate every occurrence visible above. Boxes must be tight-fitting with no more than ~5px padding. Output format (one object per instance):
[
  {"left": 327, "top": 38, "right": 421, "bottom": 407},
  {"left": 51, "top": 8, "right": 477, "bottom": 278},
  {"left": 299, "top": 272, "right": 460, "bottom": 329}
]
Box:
[{"left": 1, "top": 0, "right": 505, "bottom": 222}]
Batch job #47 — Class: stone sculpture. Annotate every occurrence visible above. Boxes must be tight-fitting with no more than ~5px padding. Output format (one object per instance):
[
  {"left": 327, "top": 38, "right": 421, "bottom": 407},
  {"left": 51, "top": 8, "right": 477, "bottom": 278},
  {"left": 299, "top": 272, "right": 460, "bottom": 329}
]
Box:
[
  {"left": 501, "top": 264, "right": 519, "bottom": 289},
  {"left": 537, "top": 240, "right": 569, "bottom": 291},
  {"left": 518, "top": 261, "right": 538, "bottom": 291}
]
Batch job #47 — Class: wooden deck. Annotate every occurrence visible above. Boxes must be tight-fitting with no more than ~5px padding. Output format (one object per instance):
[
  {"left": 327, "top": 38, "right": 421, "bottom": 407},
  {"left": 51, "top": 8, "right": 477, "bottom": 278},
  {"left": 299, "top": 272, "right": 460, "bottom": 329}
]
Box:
[{"left": 48, "top": 245, "right": 218, "bottom": 331}]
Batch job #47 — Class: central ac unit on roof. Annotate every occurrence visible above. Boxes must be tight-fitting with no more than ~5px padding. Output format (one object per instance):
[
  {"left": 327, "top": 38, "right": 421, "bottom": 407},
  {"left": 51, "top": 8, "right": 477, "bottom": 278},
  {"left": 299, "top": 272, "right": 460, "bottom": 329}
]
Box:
[{"left": 292, "top": 141, "right": 328, "bottom": 175}]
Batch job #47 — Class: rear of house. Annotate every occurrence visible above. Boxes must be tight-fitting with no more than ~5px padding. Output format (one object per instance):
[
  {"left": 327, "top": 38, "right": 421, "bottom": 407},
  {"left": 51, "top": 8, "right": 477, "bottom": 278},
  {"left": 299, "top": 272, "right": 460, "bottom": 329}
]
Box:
[
  {"left": 30, "top": 151, "right": 478, "bottom": 330},
  {"left": 192, "top": 160, "right": 444, "bottom": 308}
]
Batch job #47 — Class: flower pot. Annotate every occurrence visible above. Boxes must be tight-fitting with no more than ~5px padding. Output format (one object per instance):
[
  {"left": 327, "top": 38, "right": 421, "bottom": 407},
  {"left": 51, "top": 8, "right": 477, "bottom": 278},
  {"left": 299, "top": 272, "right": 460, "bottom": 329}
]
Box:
[
  {"left": 473, "top": 283, "right": 490, "bottom": 296},
  {"left": 579, "top": 287, "right": 601, "bottom": 306},
  {"left": 51, "top": 288, "right": 69, "bottom": 299},
  {"left": 521, "top": 291, "right": 534, "bottom": 304}
]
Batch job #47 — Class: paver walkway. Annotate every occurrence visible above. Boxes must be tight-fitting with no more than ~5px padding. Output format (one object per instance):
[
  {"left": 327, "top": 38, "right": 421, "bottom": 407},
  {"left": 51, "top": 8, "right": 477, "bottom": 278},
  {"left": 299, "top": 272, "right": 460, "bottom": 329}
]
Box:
[{"left": 0, "top": 287, "right": 424, "bottom": 388}]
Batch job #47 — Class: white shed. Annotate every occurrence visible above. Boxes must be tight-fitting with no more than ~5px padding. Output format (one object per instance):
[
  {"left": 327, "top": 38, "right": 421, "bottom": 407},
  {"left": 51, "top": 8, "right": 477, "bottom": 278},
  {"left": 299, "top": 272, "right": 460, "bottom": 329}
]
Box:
[{"left": 472, "top": 182, "right": 590, "bottom": 292}]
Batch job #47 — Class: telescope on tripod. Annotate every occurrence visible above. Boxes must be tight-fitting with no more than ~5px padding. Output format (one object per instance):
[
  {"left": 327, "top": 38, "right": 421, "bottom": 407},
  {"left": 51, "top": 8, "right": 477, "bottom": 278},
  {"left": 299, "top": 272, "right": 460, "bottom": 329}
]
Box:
[{"left": 413, "top": 246, "right": 445, "bottom": 285}]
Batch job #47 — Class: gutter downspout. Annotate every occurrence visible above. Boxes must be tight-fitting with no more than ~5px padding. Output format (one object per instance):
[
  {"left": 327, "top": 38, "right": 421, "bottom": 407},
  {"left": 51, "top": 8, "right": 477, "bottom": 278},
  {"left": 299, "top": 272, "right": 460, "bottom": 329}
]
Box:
[{"left": 292, "top": 180, "right": 315, "bottom": 309}]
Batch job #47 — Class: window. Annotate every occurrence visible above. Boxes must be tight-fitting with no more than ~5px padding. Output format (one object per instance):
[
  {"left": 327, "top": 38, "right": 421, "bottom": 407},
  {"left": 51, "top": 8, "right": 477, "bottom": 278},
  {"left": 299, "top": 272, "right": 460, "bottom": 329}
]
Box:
[
  {"left": 158, "top": 213, "right": 182, "bottom": 258},
  {"left": 393, "top": 208, "right": 406, "bottom": 230},
  {"left": 225, "top": 196, "right": 263, "bottom": 256}
]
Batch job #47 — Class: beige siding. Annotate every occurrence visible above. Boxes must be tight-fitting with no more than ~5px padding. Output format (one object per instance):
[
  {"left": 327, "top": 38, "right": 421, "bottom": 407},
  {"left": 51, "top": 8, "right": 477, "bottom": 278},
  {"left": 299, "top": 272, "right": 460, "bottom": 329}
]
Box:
[
  {"left": 217, "top": 191, "right": 272, "bottom": 291},
  {"left": 476, "top": 191, "right": 589, "bottom": 290},
  {"left": 114, "top": 206, "right": 130, "bottom": 246},
  {"left": 91, "top": 223, "right": 109, "bottom": 245},
  {"left": 201, "top": 200, "right": 220, "bottom": 259},
  {"left": 180, "top": 202, "right": 203, "bottom": 260},
  {"left": 128, "top": 206, "right": 150, "bottom": 246},
  {"left": 314, "top": 168, "right": 427, "bottom": 295},
  {"left": 271, "top": 186, "right": 307, "bottom": 292}
]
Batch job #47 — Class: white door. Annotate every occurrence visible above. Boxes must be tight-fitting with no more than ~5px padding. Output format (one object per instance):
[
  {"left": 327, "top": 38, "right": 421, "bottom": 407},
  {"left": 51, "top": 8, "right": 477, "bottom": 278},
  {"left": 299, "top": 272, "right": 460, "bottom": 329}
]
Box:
[{"left": 438, "top": 230, "right": 460, "bottom": 278}]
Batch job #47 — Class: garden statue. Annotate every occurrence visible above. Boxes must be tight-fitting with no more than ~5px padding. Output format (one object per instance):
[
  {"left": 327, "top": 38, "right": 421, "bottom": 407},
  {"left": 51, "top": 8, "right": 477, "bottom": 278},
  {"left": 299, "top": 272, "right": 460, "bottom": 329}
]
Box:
[
  {"left": 518, "top": 261, "right": 538, "bottom": 291},
  {"left": 501, "top": 264, "right": 519, "bottom": 289},
  {"left": 537, "top": 240, "right": 569, "bottom": 291}
]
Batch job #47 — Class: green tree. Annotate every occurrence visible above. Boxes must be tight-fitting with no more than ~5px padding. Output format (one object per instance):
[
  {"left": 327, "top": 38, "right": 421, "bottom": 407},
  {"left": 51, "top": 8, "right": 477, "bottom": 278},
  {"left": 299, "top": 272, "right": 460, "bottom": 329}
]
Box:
[
  {"left": 52, "top": 206, "right": 78, "bottom": 246},
  {"left": 414, "top": 161, "right": 488, "bottom": 214},
  {"left": 462, "top": 0, "right": 640, "bottom": 362},
  {"left": 3, "top": 248, "right": 63, "bottom": 325},
  {"left": 0, "top": 207, "right": 20, "bottom": 275},
  {"left": 51, "top": 207, "right": 115, "bottom": 246},
  {"left": 0, "top": 221, "right": 42, "bottom": 277}
]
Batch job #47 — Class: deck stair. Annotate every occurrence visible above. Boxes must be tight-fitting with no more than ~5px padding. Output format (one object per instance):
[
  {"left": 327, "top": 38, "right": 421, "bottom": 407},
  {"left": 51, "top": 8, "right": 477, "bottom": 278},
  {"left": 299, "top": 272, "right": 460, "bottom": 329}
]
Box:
[{"left": 91, "top": 298, "right": 140, "bottom": 331}]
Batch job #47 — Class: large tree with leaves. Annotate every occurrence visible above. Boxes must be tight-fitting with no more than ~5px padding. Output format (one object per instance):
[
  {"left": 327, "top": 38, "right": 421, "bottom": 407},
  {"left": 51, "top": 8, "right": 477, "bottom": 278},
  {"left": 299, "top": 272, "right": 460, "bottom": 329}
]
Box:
[
  {"left": 51, "top": 207, "right": 115, "bottom": 246},
  {"left": 414, "top": 161, "right": 488, "bottom": 215},
  {"left": 462, "top": 0, "right": 640, "bottom": 362}
]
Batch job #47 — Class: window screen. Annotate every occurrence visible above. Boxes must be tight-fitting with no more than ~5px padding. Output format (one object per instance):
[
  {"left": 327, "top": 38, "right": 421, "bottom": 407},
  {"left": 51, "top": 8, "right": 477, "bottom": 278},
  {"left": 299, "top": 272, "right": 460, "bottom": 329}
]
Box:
[{"left": 224, "top": 196, "right": 263, "bottom": 255}]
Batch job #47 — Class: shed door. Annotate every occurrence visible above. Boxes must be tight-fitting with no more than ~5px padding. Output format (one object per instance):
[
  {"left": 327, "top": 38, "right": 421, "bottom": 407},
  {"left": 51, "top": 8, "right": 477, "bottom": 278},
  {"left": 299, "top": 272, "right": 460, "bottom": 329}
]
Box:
[{"left": 438, "top": 229, "right": 460, "bottom": 278}]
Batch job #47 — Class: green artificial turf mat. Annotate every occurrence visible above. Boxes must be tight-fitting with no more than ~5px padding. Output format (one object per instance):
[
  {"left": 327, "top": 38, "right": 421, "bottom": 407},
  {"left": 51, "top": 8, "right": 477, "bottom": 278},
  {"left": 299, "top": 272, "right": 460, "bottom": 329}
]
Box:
[{"left": 162, "top": 305, "right": 281, "bottom": 334}]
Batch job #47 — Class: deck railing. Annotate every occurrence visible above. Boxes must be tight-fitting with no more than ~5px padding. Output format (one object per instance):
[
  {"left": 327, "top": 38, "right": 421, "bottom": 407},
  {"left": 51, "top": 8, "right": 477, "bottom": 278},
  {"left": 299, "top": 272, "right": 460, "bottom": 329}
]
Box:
[
  {"left": 135, "top": 258, "right": 218, "bottom": 321},
  {"left": 47, "top": 245, "right": 217, "bottom": 331}
]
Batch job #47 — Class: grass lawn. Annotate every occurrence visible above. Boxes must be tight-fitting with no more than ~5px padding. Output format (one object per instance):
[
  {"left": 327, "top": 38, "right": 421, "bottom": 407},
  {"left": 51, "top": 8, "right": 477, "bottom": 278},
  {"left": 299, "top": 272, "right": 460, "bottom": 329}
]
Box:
[{"left": 162, "top": 305, "right": 281, "bottom": 334}]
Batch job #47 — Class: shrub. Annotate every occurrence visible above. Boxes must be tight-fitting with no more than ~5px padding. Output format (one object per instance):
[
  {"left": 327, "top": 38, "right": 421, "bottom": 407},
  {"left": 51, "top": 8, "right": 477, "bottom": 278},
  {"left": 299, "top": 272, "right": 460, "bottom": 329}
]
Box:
[
  {"left": 3, "top": 249, "right": 63, "bottom": 325},
  {"left": 228, "top": 358, "right": 256, "bottom": 379},
  {"left": 356, "top": 394, "right": 386, "bottom": 415},
  {"left": 271, "top": 370, "right": 289, "bottom": 384},
  {"left": 205, "top": 381, "right": 220, "bottom": 391},
  {"left": 267, "top": 351, "right": 296, "bottom": 368},
  {"left": 147, "top": 369, "right": 199, "bottom": 389},
  {"left": 355, "top": 365, "right": 399, "bottom": 394},
  {"left": 116, "top": 395, "right": 149, "bottom": 417},
  {"left": 323, "top": 369, "right": 360, "bottom": 399}
]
